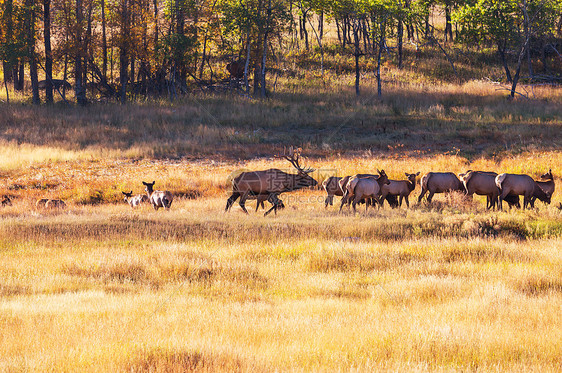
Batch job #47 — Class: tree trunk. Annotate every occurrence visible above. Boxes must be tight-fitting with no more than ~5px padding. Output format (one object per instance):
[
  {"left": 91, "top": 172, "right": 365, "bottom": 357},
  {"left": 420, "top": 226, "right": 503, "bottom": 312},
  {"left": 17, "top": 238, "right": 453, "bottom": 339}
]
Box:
[
  {"left": 398, "top": 17, "right": 403, "bottom": 68},
  {"left": 497, "top": 41, "right": 512, "bottom": 83},
  {"left": 353, "top": 20, "right": 360, "bottom": 96},
  {"left": 75, "top": 0, "right": 87, "bottom": 105},
  {"left": 376, "top": 13, "right": 386, "bottom": 97},
  {"left": 244, "top": 32, "right": 251, "bottom": 93},
  {"left": 260, "top": 0, "right": 272, "bottom": 98},
  {"left": 444, "top": 3, "right": 453, "bottom": 42},
  {"left": 511, "top": 0, "right": 530, "bottom": 98},
  {"left": 101, "top": 0, "right": 108, "bottom": 81},
  {"left": 43, "top": 0, "right": 53, "bottom": 103},
  {"left": 120, "top": 0, "right": 129, "bottom": 103},
  {"left": 27, "top": 0, "right": 40, "bottom": 104}
]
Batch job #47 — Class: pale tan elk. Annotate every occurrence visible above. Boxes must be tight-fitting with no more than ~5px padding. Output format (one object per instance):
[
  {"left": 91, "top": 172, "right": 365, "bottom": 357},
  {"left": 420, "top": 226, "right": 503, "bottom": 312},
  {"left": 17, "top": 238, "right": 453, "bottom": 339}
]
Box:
[
  {"left": 349, "top": 171, "right": 390, "bottom": 212},
  {"left": 460, "top": 170, "right": 500, "bottom": 209},
  {"left": 322, "top": 176, "right": 343, "bottom": 207},
  {"left": 45, "top": 199, "right": 66, "bottom": 209},
  {"left": 495, "top": 173, "right": 551, "bottom": 210},
  {"left": 418, "top": 172, "right": 464, "bottom": 203},
  {"left": 142, "top": 181, "right": 173, "bottom": 210},
  {"left": 339, "top": 173, "right": 388, "bottom": 212},
  {"left": 122, "top": 191, "right": 149, "bottom": 208},
  {"left": 36, "top": 198, "right": 49, "bottom": 209},
  {"left": 460, "top": 170, "right": 521, "bottom": 210},
  {"left": 380, "top": 172, "right": 420, "bottom": 208},
  {"left": 225, "top": 147, "right": 317, "bottom": 216}
]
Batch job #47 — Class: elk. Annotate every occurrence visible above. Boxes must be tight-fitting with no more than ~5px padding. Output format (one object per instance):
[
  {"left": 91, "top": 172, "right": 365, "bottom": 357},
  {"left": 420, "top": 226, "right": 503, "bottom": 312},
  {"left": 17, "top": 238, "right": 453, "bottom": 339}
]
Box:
[
  {"left": 36, "top": 198, "right": 49, "bottom": 209},
  {"left": 533, "top": 169, "right": 555, "bottom": 204},
  {"left": 225, "top": 147, "right": 317, "bottom": 216},
  {"left": 495, "top": 173, "right": 551, "bottom": 210},
  {"left": 418, "top": 172, "right": 464, "bottom": 203},
  {"left": 460, "top": 170, "right": 522, "bottom": 210},
  {"left": 322, "top": 176, "right": 344, "bottom": 207},
  {"left": 349, "top": 170, "right": 390, "bottom": 212},
  {"left": 142, "top": 181, "right": 173, "bottom": 210},
  {"left": 1, "top": 196, "right": 12, "bottom": 207},
  {"left": 122, "top": 191, "right": 149, "bottom": 208},
  {"left": 380, "top": 172, "right": 420, "bottom": 208},
  {"left": 339, "top": 173, "right": 388, "bottom": 212},
  {"left": 45, "top": 199, "right": 66, "bottom": 209}
]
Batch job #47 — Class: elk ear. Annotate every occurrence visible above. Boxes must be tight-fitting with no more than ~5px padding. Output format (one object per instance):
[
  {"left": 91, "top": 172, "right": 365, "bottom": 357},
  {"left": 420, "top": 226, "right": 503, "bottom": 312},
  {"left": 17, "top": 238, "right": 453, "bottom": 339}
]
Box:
[
  {"left": 405, "top": 172, "right": 409, "bottom": 177},
  {"left": 415, "top": 172, "right": 420, "bottom": 176},
  {"left": 142, "top": 181, "right": 148, "bottom": 186},
  {"left": 122, "top": 191, "right": 127, "bottom": 196}
]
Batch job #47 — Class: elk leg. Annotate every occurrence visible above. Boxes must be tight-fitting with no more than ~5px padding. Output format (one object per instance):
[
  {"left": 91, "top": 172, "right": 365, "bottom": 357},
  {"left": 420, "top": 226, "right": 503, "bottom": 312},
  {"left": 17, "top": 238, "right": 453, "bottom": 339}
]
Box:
[
  {"left": 339, "top": 192, "right": 349, "bottom": 212},
  {"left": 225, "top": 192, "right": 240, "bottom": 212},
  {"left": 399, "top": 195, "right": 404, "bottom": 208},
  {"left": 238, "top": 192, "right": 250, "bottom": 214},
  {"left": 427, "top": 192, "right": 434, "bottom": 203},
  {"left": 418, "top": 188, "right": 427, "bottom": 203}
]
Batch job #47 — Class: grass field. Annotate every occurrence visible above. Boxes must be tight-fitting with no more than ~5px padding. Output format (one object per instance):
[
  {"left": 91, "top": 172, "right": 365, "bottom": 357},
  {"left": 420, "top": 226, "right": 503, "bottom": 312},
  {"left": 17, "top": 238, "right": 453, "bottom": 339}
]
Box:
[{"left": 1, "top": 57, "right": 562, "bottom": 371}]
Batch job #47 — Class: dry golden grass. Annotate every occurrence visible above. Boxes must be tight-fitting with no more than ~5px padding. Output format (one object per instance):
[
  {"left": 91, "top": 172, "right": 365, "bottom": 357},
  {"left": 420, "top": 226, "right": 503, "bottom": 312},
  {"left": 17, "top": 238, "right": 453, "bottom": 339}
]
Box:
[{"left": 0, "top": 58, "right": 561, "bottom": 371}]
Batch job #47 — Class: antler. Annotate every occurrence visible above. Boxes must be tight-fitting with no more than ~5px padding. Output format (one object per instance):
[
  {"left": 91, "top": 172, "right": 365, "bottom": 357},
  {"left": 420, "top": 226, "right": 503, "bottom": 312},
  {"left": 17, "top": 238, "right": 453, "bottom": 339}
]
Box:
[{"left": 277, "top": 146, "right": 314, "bottom": 173}]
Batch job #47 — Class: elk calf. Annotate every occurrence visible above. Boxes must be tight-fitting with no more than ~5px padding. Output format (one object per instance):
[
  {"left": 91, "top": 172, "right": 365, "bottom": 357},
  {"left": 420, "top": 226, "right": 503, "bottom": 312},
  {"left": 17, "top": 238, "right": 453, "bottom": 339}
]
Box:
[
  {"left": 380, "top": 172, "right": 420, "bottom": 208},
  {"left": 122, "top": 191, "right": 149, "bottom": 208},
  {"left": 143, "top": 181, "right": 173, "bottom": 210}
]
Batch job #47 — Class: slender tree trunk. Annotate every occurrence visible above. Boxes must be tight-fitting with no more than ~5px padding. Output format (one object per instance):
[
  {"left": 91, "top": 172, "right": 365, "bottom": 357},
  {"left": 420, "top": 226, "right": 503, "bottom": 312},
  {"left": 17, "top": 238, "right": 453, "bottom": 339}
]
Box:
[
  {"left": 353, "top": 20, "right": 360, "bottom": 96},
  {"left": 376, "top": 13, "right": 386, "bottom": 97},
  {"left": 4, "top": 0, "right": 14, "bottom": 84},
  {"left": 101, "top": 0, "right": 107, "bottom": 80},
  {"left": 497, "top": 41, "right": 512, "bottom": 83},
  {"left": 27, "top": 0, "right": 40, "bottom": 104},
  {"left": 43, "top": 0, "right": 53, "bottom": 103},
  {"left": 319, "top": 11, "right": 324, "bottom": 40},
  {"left": 75, "top": 0, "right": 87, "bottom": 105},
  {"left": 444, "top": 3, "right": 453, "bottom": 42},
  {"left": 261, "top": 0, "right": 272, "bottom": 98},
  {"left": 244, "top": 32, "right": 251, "bottom": 93},
  {"left": 119, "top": 0, "right": 129, "bottom": 103},
  {"left": 511, "top": 0, "right": 530, "bottom": 98},
  {"left": 398, "top": 16, "right": 403, "bottom": 68}
]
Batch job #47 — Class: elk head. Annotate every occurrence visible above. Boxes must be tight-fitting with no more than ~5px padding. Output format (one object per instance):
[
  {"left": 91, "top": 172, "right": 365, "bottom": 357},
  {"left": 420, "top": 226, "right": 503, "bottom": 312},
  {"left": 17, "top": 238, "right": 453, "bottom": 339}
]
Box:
[
  {"left": 541, "top": 169, "right": 553, "bottom": 180},
  {"left": 406, "top": 172, "right": 420, "bottom": 184},
  {"left": 122, "top": 191, "right": 133, "bottom": 202},
  {"left": 142, "top": 181, "right": 156, "bottom": 195},
  {"left": 278, "top": 146, "right": 318, "bottom": 189},
  {"left": 377, "top": 169, "right": 391, "bottom": 185}
]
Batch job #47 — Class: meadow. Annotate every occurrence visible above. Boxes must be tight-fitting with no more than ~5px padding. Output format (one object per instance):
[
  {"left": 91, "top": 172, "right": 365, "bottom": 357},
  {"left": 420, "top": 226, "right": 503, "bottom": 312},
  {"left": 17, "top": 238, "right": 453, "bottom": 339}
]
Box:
[{"left": 1, "top": 59, "right": 562, "bottom": 372}]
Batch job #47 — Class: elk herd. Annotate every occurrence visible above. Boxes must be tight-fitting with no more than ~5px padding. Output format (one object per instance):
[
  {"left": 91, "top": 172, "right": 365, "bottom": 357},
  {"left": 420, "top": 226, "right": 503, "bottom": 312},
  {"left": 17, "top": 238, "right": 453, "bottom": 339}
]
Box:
[
  {"left": 0, "top": 148, "right": 557, "bottom": 215},
  {"left": 225, "top": 148, "right": 557, "bottom": 215}
]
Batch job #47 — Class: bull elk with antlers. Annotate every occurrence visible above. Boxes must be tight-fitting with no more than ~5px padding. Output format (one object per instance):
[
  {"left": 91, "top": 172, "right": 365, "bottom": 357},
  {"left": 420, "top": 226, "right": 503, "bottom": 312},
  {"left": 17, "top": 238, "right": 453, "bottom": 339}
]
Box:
[{"left": 225, "top": 147, "right": 318, "bottom": 216}]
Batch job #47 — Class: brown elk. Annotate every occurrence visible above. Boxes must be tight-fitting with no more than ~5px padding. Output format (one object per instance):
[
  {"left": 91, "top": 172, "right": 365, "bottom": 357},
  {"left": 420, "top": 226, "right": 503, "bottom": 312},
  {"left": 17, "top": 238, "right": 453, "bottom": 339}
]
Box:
[
  {"left": 349, "top": 171, "right": 390, "bottom": 212},
  {"left": 122, "top": 191, "right": 149, "bottom": 208},
  {"left": 1, "top": 196, "right": 12, "bottom": 207},
  {"left": 460, "top": 170, "right": 521, "bottom": 209},
  {"left": 533, "top": 169, "right": 555, "bottom": 205},
  {"left": 322, "top": 176, "right": 344, "bottom": 208},
  {"left": 45, "top": 199, "right": 66, "bottom": 209},
  {"left": 142, "top": 181, "right": 173, "bottom": 210},
  {"left": 418, "top": 172, "right": 464, "bottom": 203},
  {"left": 225, "top": 147, "right": 317, "bottom": 216},
  {"left": 495, "top": 173, "right": 551, "bottom": 210},
  {"left": 380, "top": 172, "right": 420, "bottom": 208},
  {"left": 339, "top": 172, "right": 388, "bottom": 212}
]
